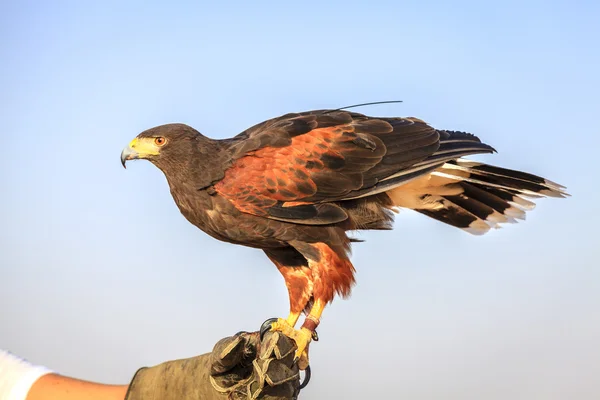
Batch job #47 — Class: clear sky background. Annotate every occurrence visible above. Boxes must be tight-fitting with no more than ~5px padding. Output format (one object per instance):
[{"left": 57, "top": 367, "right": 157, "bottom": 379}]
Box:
[{"left": 1, "top": 1, "right": 599, "bottom": 399}]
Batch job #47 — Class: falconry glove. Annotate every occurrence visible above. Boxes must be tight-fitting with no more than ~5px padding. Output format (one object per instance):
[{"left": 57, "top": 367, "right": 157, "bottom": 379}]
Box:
[{"left": 125, "top": 331, "right": 300, "bottom": 400}]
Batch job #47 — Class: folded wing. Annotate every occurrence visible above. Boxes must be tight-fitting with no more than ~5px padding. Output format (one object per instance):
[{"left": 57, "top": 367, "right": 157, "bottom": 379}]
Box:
[{"left": 215, "top": 111, "right": 496, "bottom": 225}]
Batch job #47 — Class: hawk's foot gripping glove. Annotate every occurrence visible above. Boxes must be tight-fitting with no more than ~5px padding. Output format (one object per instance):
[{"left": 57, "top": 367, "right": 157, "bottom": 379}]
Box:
[{"left": 125, "top": 330, "right": 301, "bottom": 400}]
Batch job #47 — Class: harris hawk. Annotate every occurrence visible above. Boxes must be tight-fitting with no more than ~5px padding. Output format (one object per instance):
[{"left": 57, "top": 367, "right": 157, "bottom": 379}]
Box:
[{"left": 120, "top": 109, "right": 567, "bottom": 369}]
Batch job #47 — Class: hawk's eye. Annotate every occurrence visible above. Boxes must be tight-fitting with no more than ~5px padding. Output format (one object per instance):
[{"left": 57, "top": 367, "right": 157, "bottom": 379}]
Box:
[{"left": 154, "top": 137, "right": 167, "bottom": 146}]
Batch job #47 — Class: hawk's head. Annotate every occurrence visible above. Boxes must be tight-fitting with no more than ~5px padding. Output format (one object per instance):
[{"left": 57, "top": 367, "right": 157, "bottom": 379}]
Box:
[{"left": 120, "top": 123, "right": 201, "bottom": 169}]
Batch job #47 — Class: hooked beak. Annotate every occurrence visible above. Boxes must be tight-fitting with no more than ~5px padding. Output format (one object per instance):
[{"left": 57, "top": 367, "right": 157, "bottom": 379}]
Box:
[{"left": 120, "top": 145, "right": 139, "bottom": 168}]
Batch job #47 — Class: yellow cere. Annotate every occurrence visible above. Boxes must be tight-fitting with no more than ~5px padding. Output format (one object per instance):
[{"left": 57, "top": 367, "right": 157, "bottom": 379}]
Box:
[{"left": 129, "top": 137, "right": 161, "bottom": 156}]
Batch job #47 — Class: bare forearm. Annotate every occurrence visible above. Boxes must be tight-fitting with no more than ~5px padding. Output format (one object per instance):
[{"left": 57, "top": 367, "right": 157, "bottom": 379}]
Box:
[{"left": 26, "top": 373, "right": 128, "bottom": 400}]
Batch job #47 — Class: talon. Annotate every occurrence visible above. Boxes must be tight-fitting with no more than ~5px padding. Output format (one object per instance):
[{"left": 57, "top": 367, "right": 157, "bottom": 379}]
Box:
[
  {"left": 259, "top": 317, "right": 279, "bottom": 340},
  {"left": 258, "top": 317, "right": 313, "bottom": 389},
  {"left": 299, "top": 365, "right": 311, "bottom": 390},
  {"left": 269, "top": 318, "right": 297, "bottom": 337},
  {"left": 269, "top": 319, "right": 313, "bottom": 370}
]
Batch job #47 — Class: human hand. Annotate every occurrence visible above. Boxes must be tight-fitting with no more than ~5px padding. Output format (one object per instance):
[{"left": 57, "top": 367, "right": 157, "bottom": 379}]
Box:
[{"left": 125, "top": 327, "right": 302, "bottom": 399}]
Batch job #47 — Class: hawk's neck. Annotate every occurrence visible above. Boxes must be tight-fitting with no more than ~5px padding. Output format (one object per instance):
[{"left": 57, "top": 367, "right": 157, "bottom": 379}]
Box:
[{"left": 157, "top": 137, "right": 232, "bottom": 191}]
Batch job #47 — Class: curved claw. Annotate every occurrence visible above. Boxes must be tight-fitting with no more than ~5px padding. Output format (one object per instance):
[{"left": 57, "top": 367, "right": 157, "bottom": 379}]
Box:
[
  {"left": 259, "top": 318, "right": 312, "bottom": 390},
  {"left": 259, "top": 317, "right": 279, "bottom": 341},
  {"left": 299, "top": 365, "right": 311, "bottom": 389}
]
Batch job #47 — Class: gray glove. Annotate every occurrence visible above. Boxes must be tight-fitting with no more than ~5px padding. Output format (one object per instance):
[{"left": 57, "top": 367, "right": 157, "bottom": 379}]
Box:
[{"left": 125, "top": 330, "right": 301, "bottom": 400}]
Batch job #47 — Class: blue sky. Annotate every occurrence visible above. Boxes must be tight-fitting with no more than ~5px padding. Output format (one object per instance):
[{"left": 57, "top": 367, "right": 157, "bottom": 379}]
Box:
[{"left": 1, "top": 1, "right": 599, "bottom": 398}]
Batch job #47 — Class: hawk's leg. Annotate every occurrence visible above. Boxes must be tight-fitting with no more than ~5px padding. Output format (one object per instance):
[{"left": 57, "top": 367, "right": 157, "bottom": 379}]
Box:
[
  {"left": 285, "top": 311, "right": 301, "bottom": 327},
  {"left": 264, "top": 247, "right": 316, "bottom": 369},
  {"left": 274, "top": 240, "right": 356, "bottom": 369},
  {"left": 270, "top": 298, "right": 324, "bottom": 370}
]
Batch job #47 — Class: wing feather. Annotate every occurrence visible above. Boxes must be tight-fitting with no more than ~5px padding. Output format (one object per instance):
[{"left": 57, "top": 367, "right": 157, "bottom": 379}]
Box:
[{"left": 215, "top": 111, "right": 495, "bottom": 224}]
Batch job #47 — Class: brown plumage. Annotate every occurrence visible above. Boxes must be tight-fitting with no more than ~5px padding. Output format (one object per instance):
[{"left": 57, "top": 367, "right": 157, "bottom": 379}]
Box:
[{"left": 121, "top": 109, "right": 567, "bottom": 366}]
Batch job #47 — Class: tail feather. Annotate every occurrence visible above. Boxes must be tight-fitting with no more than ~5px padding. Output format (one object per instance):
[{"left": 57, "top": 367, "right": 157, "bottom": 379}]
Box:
[
  {"left": 387, "top": 158, "right": 568, "bottom": 235},
  {"left": 439, "top": 160, "right": 568, "bottom": 198},
  {"left": 451, "top": 159, "right": 566, "bottom": 189}
]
